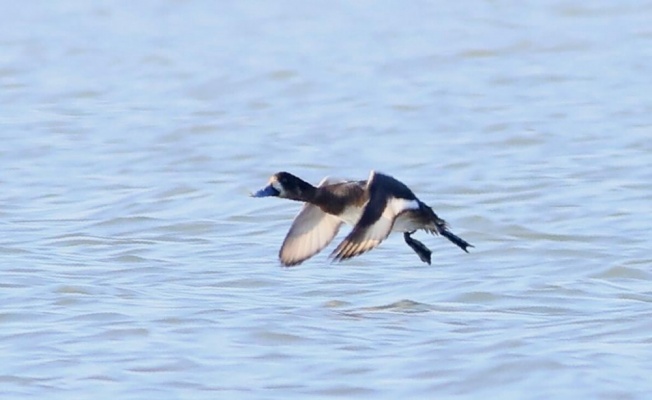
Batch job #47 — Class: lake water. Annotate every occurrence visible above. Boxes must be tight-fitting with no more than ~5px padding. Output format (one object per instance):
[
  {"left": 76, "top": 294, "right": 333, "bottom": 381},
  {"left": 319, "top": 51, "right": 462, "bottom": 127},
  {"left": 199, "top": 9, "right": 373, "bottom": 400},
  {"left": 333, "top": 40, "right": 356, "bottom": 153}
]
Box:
[{"left": 1, "top": 1, "right": 651, "bottom": 399}]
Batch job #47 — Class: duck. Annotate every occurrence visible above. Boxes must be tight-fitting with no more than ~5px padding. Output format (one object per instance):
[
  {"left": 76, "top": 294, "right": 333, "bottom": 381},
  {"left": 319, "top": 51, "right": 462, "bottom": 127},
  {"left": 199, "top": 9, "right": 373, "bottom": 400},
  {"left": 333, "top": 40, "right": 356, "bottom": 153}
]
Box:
[{"left": 251, "top": 170, "right": 472, "bottom": 266}]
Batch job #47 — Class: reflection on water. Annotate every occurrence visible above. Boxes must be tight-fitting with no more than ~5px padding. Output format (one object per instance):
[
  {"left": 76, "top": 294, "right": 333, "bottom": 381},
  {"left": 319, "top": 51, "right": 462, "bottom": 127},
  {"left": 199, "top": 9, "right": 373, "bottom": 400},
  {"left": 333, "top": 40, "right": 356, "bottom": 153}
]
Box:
[{"left": 1, "top": 1, "right": 651, "bottom": 399}]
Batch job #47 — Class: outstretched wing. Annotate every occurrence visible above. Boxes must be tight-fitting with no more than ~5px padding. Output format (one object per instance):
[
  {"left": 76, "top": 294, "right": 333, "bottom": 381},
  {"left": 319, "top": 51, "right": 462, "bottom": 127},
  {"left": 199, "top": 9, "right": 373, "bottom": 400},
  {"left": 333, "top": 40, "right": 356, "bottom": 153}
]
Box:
[
  {"left": 330, "top": 171, "right": 419, "bottom": 261},
  {"left": 279, "top": 177, "right": 343, "bottom": 266}
]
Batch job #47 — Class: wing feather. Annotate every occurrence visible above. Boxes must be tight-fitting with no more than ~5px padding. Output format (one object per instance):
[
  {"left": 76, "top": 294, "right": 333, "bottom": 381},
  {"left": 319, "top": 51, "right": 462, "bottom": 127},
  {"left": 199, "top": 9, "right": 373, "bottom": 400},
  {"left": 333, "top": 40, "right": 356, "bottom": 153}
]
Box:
[
  {"left": 279, "top": 177, "right": 343, "bottom": 266},
  {"left": 331, "top": 171, "right": 418, "bottom": 261}
]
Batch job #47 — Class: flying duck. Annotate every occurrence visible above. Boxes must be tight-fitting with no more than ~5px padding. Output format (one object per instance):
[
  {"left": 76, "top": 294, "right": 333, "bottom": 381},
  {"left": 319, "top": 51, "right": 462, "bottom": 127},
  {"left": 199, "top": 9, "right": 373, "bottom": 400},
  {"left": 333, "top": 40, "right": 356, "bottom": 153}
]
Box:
[{"left": 251, "top": 170, "right": 472, "bottom": 266}]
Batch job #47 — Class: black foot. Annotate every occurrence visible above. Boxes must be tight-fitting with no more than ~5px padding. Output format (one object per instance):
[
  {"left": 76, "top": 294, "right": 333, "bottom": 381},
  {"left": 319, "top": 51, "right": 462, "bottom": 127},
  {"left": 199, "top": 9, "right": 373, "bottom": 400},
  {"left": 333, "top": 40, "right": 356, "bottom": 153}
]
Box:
[
  {"left": 440, "top": 229, "right": 473, "bottom": 253},
  {"left": 404, "top": 232, "right": 432, "bottom": 264}
]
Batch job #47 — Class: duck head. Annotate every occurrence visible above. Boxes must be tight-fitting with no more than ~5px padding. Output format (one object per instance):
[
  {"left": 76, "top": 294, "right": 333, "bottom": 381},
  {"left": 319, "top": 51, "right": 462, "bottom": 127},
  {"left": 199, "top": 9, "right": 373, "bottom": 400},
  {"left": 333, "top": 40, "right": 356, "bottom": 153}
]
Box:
[{"left": 251, "top": 172, "right": 313, "bottom": 201}]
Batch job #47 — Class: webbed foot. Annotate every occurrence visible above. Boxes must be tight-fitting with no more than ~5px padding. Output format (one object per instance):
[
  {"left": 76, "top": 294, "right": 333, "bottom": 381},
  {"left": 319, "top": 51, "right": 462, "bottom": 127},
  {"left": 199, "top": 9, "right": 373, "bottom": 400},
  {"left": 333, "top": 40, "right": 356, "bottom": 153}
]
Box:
[{"left": 404, "top": 232, "right": 432, "bottom": 264}]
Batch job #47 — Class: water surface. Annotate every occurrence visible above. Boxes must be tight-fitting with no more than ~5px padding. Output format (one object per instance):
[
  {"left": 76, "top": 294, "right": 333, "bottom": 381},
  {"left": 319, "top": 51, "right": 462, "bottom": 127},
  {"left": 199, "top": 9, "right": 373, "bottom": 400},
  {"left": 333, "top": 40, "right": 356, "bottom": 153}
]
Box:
[{"left": 1, "top": 1, "right": 651, "bottom": 399}]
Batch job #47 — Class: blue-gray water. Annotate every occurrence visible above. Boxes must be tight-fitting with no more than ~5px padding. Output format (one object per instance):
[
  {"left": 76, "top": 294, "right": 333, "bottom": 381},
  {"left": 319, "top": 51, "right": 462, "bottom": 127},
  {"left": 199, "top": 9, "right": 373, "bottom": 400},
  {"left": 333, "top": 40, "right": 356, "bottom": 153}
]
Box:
[{"left": 2, "top": 2, "right": 651, "bottom": 399}]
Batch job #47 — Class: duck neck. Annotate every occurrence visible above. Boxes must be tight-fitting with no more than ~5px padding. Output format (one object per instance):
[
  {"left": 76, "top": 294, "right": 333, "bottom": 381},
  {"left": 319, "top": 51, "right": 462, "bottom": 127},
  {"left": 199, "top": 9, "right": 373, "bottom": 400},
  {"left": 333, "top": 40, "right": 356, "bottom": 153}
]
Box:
[{"left": 291, "top": 179, "right": 317, "bottom": 202}]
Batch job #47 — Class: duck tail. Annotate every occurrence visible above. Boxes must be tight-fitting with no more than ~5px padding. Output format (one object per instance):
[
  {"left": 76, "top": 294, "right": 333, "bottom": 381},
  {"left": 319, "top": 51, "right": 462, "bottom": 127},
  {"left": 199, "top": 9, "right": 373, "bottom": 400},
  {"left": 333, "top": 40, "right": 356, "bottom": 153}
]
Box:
[{"left": 440, "top": 229, "right": 473, "bottom": 253}]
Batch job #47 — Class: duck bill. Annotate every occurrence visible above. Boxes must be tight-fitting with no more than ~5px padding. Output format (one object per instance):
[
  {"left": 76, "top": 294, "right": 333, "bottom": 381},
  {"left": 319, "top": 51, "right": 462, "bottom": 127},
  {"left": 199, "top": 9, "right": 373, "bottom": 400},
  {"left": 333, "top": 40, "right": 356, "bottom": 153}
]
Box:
[{"left": 251, "top": 184, "right": 280, "bottom": 197}]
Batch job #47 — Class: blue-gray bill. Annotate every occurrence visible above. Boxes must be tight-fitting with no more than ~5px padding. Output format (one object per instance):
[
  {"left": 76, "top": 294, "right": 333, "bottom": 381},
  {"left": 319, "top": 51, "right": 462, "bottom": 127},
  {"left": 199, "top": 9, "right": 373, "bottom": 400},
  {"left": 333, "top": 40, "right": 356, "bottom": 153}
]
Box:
[{"left": 251, "top": 185, "right": 280, "bottom": 198}]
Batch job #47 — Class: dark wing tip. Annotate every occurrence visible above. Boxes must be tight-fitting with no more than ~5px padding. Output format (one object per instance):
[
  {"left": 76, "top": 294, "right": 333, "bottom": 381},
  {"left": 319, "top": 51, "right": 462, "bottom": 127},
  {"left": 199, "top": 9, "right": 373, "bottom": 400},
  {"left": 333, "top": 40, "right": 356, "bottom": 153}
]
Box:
[
  {"left": 329, "top": 242, "right": 351, "bottom": 262},
  {"left": 330, "top": 240, "right": 368, "bottom": 262},
  {"left": 279, "top": 250, "right": 308, "bottom": 267},
  {"left": 280, "top": 259, "right": 302, "bottom": 267}
]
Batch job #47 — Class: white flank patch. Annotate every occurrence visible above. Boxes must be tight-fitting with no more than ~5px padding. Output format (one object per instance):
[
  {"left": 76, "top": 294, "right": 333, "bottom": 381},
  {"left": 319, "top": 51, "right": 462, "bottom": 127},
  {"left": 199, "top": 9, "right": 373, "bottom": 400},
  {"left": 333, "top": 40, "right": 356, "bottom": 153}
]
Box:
[
  {"left": 389, "top": 198, "right": 419, "bottom": 214},
  {"left": 338, "top": 205, "right": 364, "bottom": 226},
  {"left": 388, "top": 198, "right": 420, "bottom": 232},
  {"left": 392, "top": 214, "right": 420, "bottom": 232}
]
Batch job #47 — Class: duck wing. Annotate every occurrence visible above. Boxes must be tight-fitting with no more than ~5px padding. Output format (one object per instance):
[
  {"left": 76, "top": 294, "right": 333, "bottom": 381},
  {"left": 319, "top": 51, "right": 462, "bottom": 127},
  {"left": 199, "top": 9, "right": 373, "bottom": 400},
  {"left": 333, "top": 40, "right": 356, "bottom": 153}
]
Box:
[
  {"left": 279, "top": 177, "right": 343, "bottom": 266},
  {"left": 330, "top": 171, "right": 419, "bottom": 261}
]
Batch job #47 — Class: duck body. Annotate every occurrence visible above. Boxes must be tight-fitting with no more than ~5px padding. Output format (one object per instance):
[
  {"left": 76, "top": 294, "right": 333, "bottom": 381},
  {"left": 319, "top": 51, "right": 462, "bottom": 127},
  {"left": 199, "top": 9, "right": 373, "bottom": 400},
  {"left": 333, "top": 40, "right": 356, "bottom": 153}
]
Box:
[{"left": 252, "top": 170, "right": 472, "bottom": 266}]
